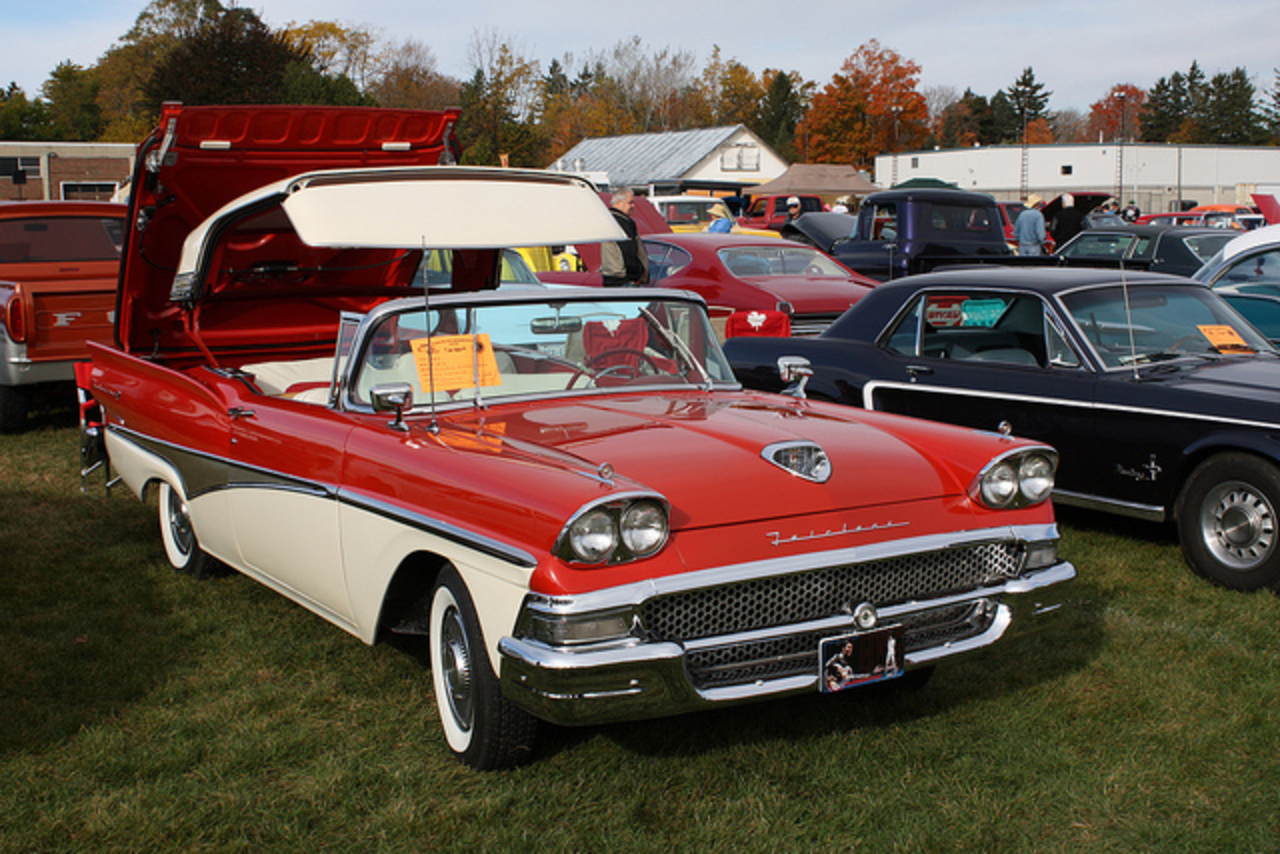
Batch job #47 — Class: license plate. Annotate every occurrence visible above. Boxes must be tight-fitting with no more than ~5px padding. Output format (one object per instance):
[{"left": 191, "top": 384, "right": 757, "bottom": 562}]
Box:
[{"left": 819, "top": 626, "right": 905, "bottom": 693}]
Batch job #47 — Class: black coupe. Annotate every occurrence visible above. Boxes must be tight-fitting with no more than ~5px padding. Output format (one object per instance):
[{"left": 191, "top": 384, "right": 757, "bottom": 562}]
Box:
[{"left": 725, "top": 267, "right": 1280, "bottom": 590}]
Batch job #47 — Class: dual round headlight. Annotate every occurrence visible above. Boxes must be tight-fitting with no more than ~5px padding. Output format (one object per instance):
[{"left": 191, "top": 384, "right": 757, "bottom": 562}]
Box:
[
  {"left": 563, "top": 498, "right": 669, "bottom": 564},
  {"left": 975, "top": 450, "right": 1057, "bottom": 509}
]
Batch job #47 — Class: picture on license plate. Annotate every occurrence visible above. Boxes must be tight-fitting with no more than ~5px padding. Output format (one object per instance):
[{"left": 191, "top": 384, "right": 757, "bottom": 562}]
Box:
[{"left": 819, "top": 625, "right": 904, "bottom": 693}]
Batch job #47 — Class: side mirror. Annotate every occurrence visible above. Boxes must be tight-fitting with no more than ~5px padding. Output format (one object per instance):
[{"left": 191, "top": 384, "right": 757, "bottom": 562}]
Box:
[
  {"left": 371, "top": 382, "right": 414, "bottom": 431},
  {"left": 777, "top": 356, "right": 813, "bottom": 399}
]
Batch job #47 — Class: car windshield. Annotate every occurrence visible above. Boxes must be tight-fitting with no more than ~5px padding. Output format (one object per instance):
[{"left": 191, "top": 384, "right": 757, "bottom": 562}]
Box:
[
  {"left": 1060, "top": 284, "right": 1276, "bottom": 368},
  {"left": 351, "top": 295, "right": 736, "bottom": 407},
  {"left": 717, "top": 245, "right": 849, "bottom": 277}
]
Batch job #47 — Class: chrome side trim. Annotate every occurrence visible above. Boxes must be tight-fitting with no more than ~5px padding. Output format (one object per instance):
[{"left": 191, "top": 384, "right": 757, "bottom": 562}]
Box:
[
  {"left": 107, "top": 424, "right": 537, "bottom": 568},
  {"left": 107, "top": 426, "right": 229, "bottom": 497},
  {"left": 1052, "top": 488, "right": 1166, "bottom": 522},
  {"left": 337, "top": 490, "right": 537, "bottom": 568},
  {"left": 862, "top": 378, "right": 1280, "bottom": 433}
]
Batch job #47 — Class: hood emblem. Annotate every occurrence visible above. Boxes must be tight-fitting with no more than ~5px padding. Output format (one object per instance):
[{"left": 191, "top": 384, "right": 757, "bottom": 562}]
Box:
[{"left": 762, "top": 440, "right": 831, "bottom": 483}]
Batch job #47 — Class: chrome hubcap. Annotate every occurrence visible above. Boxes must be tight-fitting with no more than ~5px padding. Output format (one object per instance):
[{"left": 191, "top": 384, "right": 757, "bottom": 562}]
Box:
[
  {"left": 167, "top": 488, "right": 194, "bottom": 557},
  {"left": 1202, "top": 480, "right": 1276, "bottom": 571},
  {"left": 439, "top": 607, "right": 474, "bottom": 732}
]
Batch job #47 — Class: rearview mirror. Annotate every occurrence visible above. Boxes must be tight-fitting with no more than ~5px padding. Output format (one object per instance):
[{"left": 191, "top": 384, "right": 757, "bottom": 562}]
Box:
[{"left": 531, "top": 316, "right": 584, "bottom": 334}]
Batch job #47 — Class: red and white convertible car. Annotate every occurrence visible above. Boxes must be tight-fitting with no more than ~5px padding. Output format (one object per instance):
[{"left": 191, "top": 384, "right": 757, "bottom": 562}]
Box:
[{"left": 79, "top": 105, "right": 1076, "bottom": 769}]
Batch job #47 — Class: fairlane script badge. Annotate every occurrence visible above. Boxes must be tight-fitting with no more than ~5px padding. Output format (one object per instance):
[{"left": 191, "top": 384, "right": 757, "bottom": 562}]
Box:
[
  {"left": 1117, "top": 455, "right": 1162, "bottom": 482},
  {"left": 768, "top": 520, "right": 909, "bottom": 547}
]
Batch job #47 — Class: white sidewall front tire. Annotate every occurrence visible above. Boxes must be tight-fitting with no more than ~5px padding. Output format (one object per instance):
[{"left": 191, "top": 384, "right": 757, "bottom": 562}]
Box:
[{"left": 430, "top": 581, "right": 475, "bottom": 755}]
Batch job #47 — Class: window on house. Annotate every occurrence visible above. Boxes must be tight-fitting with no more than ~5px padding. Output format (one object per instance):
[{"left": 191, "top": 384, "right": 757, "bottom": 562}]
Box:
[{"left": 720, "top": 145, "right": 761, "bottom": 172}]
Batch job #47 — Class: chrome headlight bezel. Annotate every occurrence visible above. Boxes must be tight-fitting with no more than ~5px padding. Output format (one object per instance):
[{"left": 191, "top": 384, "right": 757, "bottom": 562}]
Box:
[
  {"left": 971, "top": 447, "right": 1059, "bottom": 510},
  {"left": 556, "top": 494, "right": 671, "bottom": 565}
]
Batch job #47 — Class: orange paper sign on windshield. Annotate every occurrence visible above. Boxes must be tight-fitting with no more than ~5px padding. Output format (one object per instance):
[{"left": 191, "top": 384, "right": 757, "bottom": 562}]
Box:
[
  {"left": 1197, "top": 324, "right": 1254, "bottom": 354},
  {"left": 410, "top": 334, "right": 502, "bottom": 392}
]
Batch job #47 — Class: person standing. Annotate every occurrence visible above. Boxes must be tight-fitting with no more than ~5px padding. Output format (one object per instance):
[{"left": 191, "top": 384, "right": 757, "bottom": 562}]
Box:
[
  {"left": 601, "top": 188, "right": 650, "bottom": 287},
  {"left": 1014, "top": 194, "right": 1046, "bottom": 256},
  {"left": 784, "top": 195, "right": 803, "bottom": 224},
  {"left": 705, "top": 202, "right": 733, "bottom": 233},
  {"left": 1050, "top": 193, "right": 1085, "bottom": 246}
]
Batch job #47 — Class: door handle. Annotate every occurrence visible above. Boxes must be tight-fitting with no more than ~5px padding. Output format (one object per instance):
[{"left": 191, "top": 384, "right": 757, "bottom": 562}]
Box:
[
  {"left": 228, "top": 407, "right": 256, "bottom": 419},
  {"left": 905, "top": 364, "right": 933, "bottom": 381}
]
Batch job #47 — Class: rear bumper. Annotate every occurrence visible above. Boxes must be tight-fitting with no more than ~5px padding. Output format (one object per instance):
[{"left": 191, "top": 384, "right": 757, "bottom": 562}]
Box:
[
  {"left": 499, "top": 559, "right": 1075, "bottom": 726},
  {"left": 1, "top": 339, "right": 75, "bottom": 386}
]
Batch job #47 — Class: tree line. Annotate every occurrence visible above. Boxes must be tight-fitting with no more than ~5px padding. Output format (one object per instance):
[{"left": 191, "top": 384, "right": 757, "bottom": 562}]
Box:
[{"left": 4, "top": 0, "right": 1280, "bottom": 173}]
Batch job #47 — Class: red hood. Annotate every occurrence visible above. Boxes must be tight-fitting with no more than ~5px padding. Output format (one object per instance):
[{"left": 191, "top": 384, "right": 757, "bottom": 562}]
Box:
[{"left": 436, "top": 390, "right": 1001, "bottom": 529}]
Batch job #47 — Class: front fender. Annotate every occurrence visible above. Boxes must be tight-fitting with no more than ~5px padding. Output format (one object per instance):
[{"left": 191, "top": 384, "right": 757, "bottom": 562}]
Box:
[{"left": 1179, "top": 429, "right": 1280, "bottom": 486}]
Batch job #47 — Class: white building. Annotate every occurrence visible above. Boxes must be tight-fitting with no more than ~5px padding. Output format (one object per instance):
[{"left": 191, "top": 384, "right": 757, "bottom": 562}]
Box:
[
  {"left": 874, "top": 143, "right": 1280, "bottom": 213},
  {"left": 552, "top": 125, "right": 788, "bottom": 195}
]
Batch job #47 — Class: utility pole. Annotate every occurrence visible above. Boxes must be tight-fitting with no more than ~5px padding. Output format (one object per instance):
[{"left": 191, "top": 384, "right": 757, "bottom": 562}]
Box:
[{"left": 1115, "top": 92, "right": 1127, "bottom": 203}]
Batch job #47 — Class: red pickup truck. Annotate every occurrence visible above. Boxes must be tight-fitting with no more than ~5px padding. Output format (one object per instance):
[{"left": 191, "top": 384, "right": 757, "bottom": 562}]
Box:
[
  {"left": 737, "top": 193, "right": 823, "bottom": 231},
  {"left": 0, "top": 200, "right": 126, "bottom": 432}
]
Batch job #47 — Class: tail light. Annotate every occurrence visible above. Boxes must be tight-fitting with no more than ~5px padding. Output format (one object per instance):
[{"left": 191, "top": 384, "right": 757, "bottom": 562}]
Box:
[{"left": 2, "top": 290, "right": 23, "bottom": 343}]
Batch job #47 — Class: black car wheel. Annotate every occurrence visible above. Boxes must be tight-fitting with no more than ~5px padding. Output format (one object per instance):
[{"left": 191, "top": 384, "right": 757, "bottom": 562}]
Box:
[
  {"left": 158, "top": 481, "right": 220, "bottom": 579},
  {"left": 429, "top": 566, "right": 538, "bottom": 770},
  {"left": 1178, "top": 453, "right": 1280, "bottom": 591}
]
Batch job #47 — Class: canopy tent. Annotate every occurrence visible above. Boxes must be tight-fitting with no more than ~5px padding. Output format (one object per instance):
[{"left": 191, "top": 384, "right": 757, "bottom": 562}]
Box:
[{"left": 746, "top": 164, "right": 879, "bottom": 197}]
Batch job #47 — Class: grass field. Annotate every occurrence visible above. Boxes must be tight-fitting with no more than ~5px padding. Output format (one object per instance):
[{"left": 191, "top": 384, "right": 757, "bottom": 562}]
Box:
[{"left": 3, "top": 412, "right": 1279, "bottom": 852}]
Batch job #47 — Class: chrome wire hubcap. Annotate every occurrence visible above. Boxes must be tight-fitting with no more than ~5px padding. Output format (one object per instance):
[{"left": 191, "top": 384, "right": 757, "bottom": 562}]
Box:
[
  {"left": 439, "top": 607, "right": 474, "bottom": 732},
  {"left": 1202, "top": 480, "right": 1276, "bottom": 571}
]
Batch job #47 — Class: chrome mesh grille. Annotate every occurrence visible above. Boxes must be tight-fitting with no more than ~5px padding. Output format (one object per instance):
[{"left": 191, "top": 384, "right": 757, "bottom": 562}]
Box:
[
  {"left": 644, "top": 542, "right": 1019, "bottom": 643},
  {"left": 686, "top": 600, "right": 997, "bottom": 689}
]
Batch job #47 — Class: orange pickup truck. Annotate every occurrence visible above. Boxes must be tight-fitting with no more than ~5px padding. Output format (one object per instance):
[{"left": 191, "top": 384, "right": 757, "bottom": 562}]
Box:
[{"left": 0, "top": 200, "right": 126, "bottom": 432}]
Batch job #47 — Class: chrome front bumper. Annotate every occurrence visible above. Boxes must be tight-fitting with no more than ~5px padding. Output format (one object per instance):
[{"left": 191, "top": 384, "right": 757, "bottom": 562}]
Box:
[{"left": 499, "top": 559, "right": 1076, "bottom": 726}]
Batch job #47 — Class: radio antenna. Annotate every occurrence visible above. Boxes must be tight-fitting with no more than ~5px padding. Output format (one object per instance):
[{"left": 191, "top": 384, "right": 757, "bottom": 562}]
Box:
[
  {"left": 1120, "top": 262, "right": 1139, "bottom": 381},
  {"left": 422, "top": 240, "right": 439, "bottom": 434}
]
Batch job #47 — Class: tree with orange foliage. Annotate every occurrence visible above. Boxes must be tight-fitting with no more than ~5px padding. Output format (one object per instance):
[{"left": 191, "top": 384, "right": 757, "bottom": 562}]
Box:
[
  {"left": 1024, "top": 117, "right": 1054, "bottom": 145},
  {"left": 797, "top": 40, "right": 927, "bottom": 169},
  {"left": 1089, "top": 84, "right": 1145, "bottom": 142}
]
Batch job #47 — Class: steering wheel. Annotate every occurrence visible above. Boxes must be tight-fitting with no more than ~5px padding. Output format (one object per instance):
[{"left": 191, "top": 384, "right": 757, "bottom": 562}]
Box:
[
  {"left": 566, "top": 348, "right": 660, "bottom": 387},
  {"left": 806, "top": 264, "right": 826, "bottom": 276}
]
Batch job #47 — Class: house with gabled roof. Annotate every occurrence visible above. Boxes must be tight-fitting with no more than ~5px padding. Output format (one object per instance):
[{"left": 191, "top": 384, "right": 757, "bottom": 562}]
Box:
[{"left": 550, "top": 125, "right": 788, "bottom": 194}]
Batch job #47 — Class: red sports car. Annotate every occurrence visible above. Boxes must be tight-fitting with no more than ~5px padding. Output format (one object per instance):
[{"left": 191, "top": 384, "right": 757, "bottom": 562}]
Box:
[{"left": 77, "top": 104, "right": 1075, "bottom": 770}]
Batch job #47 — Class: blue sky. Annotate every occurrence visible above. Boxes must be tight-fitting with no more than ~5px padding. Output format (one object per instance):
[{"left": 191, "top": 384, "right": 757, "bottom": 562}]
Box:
[{"left": 6, "top": 0, "right": 1276, "bottom": 115}]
